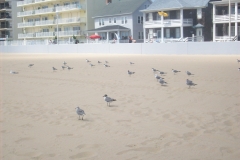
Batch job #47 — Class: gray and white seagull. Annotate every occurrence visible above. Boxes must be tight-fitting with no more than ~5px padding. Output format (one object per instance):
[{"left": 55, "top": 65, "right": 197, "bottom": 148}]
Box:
[
  {"left": 172, "top": 69, "right": 181, "bottom": 74},
  {"left": 128, "top": 70, "right": 135, "bottom": 76},
  {"left": 52, "top": 67, "right": 57, "bottom": 71},
  {"left": 103, "top": 94, "right": 116, "bottom": 106},
  {"left": 186, "top": 79, "right": 197, "bottom": 88},
  {"left": 186, "top": 71, "right": 193, "bottom": 76},
  {"left": 159, "top": 78, "right": 167, "bottom": 86},
  {"left": 75, "top": 107, "right": 86, "bottom": 120},
  {"left": 28, "top": 64, "right": 34, "bottom": 68}
]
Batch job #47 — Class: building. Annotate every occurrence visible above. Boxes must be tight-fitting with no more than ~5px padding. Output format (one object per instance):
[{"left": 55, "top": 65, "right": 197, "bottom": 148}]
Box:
[
  {"left": 0, "top": 0, "right": 21, "bottom": 41},
  {"left": 140, "top": 0, "right": 215, "bottom": 43},
  {"left": 87, "top": 0, "right": 152, "bottom": 43},
  {"left": 211, "top": 0, "right": 240, "bottom": 41},
  {"left": 16, "top": 0, "right": 107, "bottom": 44}
]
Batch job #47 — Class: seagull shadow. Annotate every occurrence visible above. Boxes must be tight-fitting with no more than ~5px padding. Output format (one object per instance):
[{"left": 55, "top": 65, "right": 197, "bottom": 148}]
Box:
[{"left": 108, "top": 105, "right": 118, "bottom": 107}]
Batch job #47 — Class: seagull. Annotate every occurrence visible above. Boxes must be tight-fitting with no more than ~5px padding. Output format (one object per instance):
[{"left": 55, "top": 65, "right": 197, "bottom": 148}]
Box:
[
  {"left": 155, "top": 74, "right": 164, "bottom": 81},
  {"left": 104, "top": 64, "right": 110, "bottom": 68},
  {"left": 130, "top": 62, "right": 134, "bottom": 65},
  {"left": 238, "top": 68, "right": 240, "bottom": 71},
  {"left": 186, "top": 71, "right": 193, "bottom": 76},
  {"left": 237, "top": 59, "right": 240, "bottom": 63},
  {"left": 62, "top": 66, "right": 66, "bottom": 70},
  {"left": 63, "top": 61, "right": 67, "bottom": 65},
  {"left": 89, "top": 63, "right": 95, "bottom": 67},
  {"left": 75, "top": 107, "right": 85, "bottom": 120},
  {"left": 172, "top": 69, "right": 181, "bottom": 74},
  {"left": 159, "top": 78, "right": 167, "bottom": 86},
  {"left": 10, "top": 70, "right": 18, "bottom": 74},
  {"left": 52, "top": 67, "right": 57, "bottom": 71},
  {"left": 186, "top": 79, "right": 197, "bottom": 88},
  {"left": 67, "top": 66, "right": 73, "bottom": 70},
  {"left": 105, "top": 61, "right": 108, "bottom": 64},
  {"left": 128, "top": 70, "right": 135, "bottom": 76},
  {"left": 158, "top": 71, "right": 166, "bottom": 75},
  {"left": 28, "top": 64, "right": 34, "bottom": 68},
  {"left": 152, "top": 68, "right": 158, "bottom": 72},
  {"left": 86, "top": 59, "right": 90, "bottom": 63},
  {"left": 98, "top": 61, "right": 101, "bottom": 64},
  {"left": 103, "top": 94, "right": 116, "bottom": 106}
]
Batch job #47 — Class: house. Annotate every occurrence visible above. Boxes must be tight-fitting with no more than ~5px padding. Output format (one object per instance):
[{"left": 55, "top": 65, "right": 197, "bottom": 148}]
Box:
[
  {"left": 140, "top": 0, "right": 215, "bottom": 43},
  {"left": 0, "top": 0, "right": 21, "bottom": 41},
  {"left": 16, "top": 0, "right": 107, "bottom": 44},
  {"left": 87, "top": 0, "right": 152, "bottom": 43},
  {"left": 210, "top": 0, "right": 240, "bottom": 41}
]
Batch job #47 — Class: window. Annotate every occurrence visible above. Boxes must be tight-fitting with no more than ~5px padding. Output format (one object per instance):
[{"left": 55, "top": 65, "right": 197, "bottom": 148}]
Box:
[
  {"left": 42, "top": 17, "right": 48, "bottom": 20},
  {"left": 175, "top": 28, "right": 180, "bottom": 38},
  {"left": 55, "top": 28, "right": 62, "bottom": 32},
  {"left": 109, "top": 18, "right": 111, "bottom": 23},
  {"left": 42, "top": 6, "right": 48, "bottom": 9},
  {"left": 64, "top": 2, "right": 70, "bottom": 6},
  {"left": 166, "top": 29, "right": 170, "bottom": 38},
  {"left": 125, "top": 17, "right": 127, "bottom": 24},
  {"left": 102, "top": 18, "right": 104, "bottom": 25},
  {"left": 114, "top": 17, "right": 116, "bottom": 23},
  {"left": 138, "top": 16, "right": 143, "bottom": 24},
  {"left": 28, "top": 19, "right": 34, "bottom": 22},
  {"left": 73, "top": 26, "right": 80, "bottom": 31},
  {"left": 99, "top": 19, "right": 101, "bottom": 26},
  {"left": 64, "top": 27, "right": 70, "bottom": 31},
  {"left": 120, "top": 31, "right": 129, "bottom": 40},
  {"left": 35, "top": 18, "right": 40, "bottom": 22},
  {"left": 43, "top": 29, "right": 49, "bottom": 32},
  {"left": 121, "top": 17, "right": 124, "bottom": 24}
]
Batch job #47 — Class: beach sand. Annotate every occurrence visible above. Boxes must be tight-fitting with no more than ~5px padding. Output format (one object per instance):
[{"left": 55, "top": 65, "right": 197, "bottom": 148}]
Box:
[{"left": 0, "top": 53, "right": 240, "bottom": 160}]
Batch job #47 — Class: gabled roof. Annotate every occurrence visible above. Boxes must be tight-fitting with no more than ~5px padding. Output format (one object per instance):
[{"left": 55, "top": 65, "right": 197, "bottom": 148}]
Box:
[
  {"left": 93, "top": 0, "right": 149, "bottom": 18},
  {"left": 142, "top": 0, "right": 210, "bottom": 12},
  {"left": 87, "top": 25, "right": 130, "bottom": 32}
]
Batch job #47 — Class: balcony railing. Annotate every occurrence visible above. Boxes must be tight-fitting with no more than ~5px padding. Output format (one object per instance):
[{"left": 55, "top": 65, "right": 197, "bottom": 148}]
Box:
[
  {"left": 145, "top": 18, "right": 193, "bottom": 26},
  {"left": 18, "top": 22, "right": 35, "bottom": 28},
  {"left": 35, "top": 20, "right": 54, "bottom": 26},
  {"left": 18, "top": 33, "right": 35, "bottom": 38},
  {"left": 58, "top": 30, "right": 81, "bottom": 36},
  {"left": 17, "top": 10, "right": 34, "bottom": 17},
  {"left": 17, "top": 0, "right": 34, "bottom": 6},
  {"left": 55, "top": 4, "right": 82, "bottom": 12},
  {"left": 215, "top": 14, "right": 238, "bottom": 22},
  {"left": 35, "top": 7, "right": 54, "bottom": 15},
  {"left": 0, "top": 24, "right": 12, "bottom": 28},
  {"left": 0, "top": 15, "right": 12, "bottom": 19},
  {"left": 36, "top": 32, "right": 54, "bottom": 37},
  {"left": 58, "top": 17, "right": 83, "bottom": 24}
]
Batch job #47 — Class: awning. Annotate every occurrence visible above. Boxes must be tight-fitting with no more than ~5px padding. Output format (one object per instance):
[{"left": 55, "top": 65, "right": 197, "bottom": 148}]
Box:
[{"left": 87, "top": 25, "right": 130, "bottom": 33}]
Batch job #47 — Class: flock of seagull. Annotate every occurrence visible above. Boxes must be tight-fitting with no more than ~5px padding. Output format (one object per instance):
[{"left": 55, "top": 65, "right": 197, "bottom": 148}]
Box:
[{"left": 9, "top": 58, "right": 240, "bottom": 120}]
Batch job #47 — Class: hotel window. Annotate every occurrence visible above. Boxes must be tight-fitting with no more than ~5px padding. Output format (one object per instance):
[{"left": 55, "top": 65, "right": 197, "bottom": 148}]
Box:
[
  {"left": 114, "top": 17, "right": 116, "bottom": 23},
  {"left": 64, "top": 2, "right": 70, "bottom": 6},
  {"left": 109, "top": 18, "right": 111, "bottom": 23},
  {"left": 73, "top": 26, "right": 80, "bottom": 31},
  {"left": 121, "top": 17, "right": 124, "bottom": 24},
  {"left": 35, "top": 18, "right": 40, "bottom": 22},
  {"left": 99, "top": 19, "right": 101, "bottom": 26},
  {"left": 42, "top": 6, "right": 48, "bottom": 9},
  {"left": 175, "top": 28, "right": 180, "bottom": 38},
  {"left": 43, "top": 29, "right": 49, "bottom": 32},
  {"left": 54, "top": 28, "right": 62, "bottom": 32},
  {"left": 138, "top": 32, "right": 143, "bottom": 39},
  {"left": 166, "top": 28, "right": 170, "bottom": 38}
]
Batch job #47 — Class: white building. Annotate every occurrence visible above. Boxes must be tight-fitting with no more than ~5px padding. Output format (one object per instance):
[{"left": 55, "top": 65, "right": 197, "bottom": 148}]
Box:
[
  {"left": 141, "top": 0, "right": 211, "bottom": 43},
  {"left": 211, "top": 0, "right": 240, "bottom": 42}
]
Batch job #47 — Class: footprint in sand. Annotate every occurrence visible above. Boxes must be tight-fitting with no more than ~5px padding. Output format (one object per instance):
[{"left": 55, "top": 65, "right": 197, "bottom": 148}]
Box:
[{"left": 69, "top": 152, "right": 95, "bottom": 159}]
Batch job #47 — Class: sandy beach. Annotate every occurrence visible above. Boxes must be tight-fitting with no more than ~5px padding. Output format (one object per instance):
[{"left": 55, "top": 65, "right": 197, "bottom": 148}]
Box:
[{"left": 0, "top": 53, "right": 240, "bottom": 160}]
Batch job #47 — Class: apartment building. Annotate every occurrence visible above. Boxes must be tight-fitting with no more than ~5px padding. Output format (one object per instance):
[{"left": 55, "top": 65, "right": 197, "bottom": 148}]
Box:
[
  {"left": 211, "top": 0, "right": 240, "bottom": 41},
  {"left": 16, "top": 0, "right": 110, "bottom": 43},
  {"left": 0, "top": 0, "right": 21, "bottom": 41}
]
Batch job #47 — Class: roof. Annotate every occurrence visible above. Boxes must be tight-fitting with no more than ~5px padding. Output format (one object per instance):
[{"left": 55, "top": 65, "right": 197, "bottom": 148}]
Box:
[
  {"left": 93, "top": 0, "right": 149, "bottom": 18},
  {"left": 142, "top": 0, "right": 210, "bottom": 12},
  {"left": 87, "top": 25, "right": 130, "bottom": 32},
  {"left": 210, "top": 0, "right": 240, "bottom": 5}
]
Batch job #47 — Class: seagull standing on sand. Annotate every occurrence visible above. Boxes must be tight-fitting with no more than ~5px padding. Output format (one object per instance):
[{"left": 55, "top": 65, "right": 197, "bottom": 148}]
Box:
[
  {"left": 172, "top": 69, "right": 181, "bottom": 74},
  {"left": 63, "top": 61, "right": 67, "bottom": 65},
  {"left": 104, "top": 64, "right": 110, "bottom": 68},
  {"left": 186, "top": 79, "right": 197, "bottom": 88},
  {"left": 128, "top": 70, "right": 135, "bottom": 76},
  {"left": 52, "top": 67, "right": 57, "bottom": 71},
  {"left": 130, "top": 62, "right": 134, "bottom": 65},
  {"left": 159, "top": 78, "right": 167, "bottom": 86},
  {"left": 10, "top": 70, "right": 18, "bottom": 74},
  {"left": 28, "top": 64, "right": 34, "bottom": 68},
  {"left": 237, "top": 59, "right": 240, "bottom": 63},
  {"left": 155, "top": 74, "right": 164, "bottom": 81},
  {"left": 86, "top": 59, "right": 90, "bottom": 63},
  {"left": 152, "top": 68, "right": 158, "bottom": 72},
  {"left": 158, "top": 71, "right": 166, "bottom": 75},
  {"left": 89, "top": 63, "right": 95, "bottom": 67},
  {"left": 67, "top": 66, "right": 73, "bottom": 70},
  {"left": 238, "top": 68, "right": 240, "bottom": 71},
  {"left": 103, "top": 94, "right": 116, "bottom": 106},
  {"left": 75, "top": 107, "right": 85, "bottom": 120},
  {"left": 105, "top": 61, "right": 108, "bottom": 64},
  {"left": 62, "top": 66, "right": 66, "bottom": 70},
  {"left": 186, "top": 71, "right": 193, "bottom": 76},
  {"left": 98, "top": 61, "right": 101, "bottom": 64}
]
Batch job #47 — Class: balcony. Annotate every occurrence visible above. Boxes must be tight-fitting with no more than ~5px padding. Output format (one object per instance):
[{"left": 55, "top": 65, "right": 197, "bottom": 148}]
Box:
[
  {"left": 55, "top": 4, "right": 83, "bottom": 12},
  {"left": 17, "top": 0, "right": 34, "bottom": 7},
  {"left": 214, "top": 14, "right": 240, "bottom": 23},
  {"left": 17, "top": 10, "right": 34, "bottom": 17},
  {"left": 35, "top": 20, "right": 54, "bottom": 26},
  {"left": 36, "top": 32, "right": 54, "bottom": 38},
  {"left": 0, "top": 15, "right": 12, "bottom": 19},
  {"left": 58, "top": 17, "right": 85, "bottom": 24},
  {"left": 18, "top": 33, "right": 35, "bottom": 38},
  {"left": 35, "top": 7, "right": 55, "bottom": 15},
  {"left": 18, "top": 22, "right": 35, "bottom": 28},
  {"left": 0, "top": 24, "right": 12, "bottom": 28},
  {"left": 58, "top": 30, "right": 82, "bottom": 37},
  {"left": 144, "top": 18, "right": 193, "bottom": 28}
]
